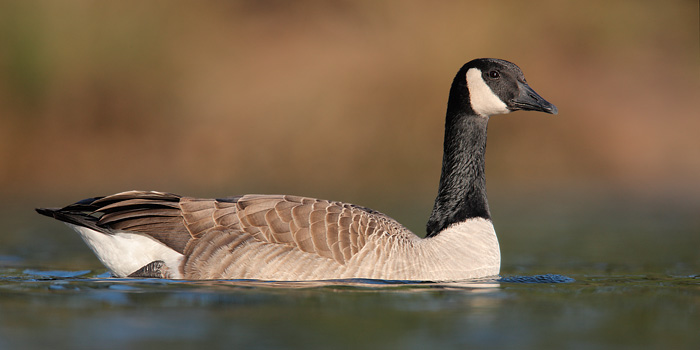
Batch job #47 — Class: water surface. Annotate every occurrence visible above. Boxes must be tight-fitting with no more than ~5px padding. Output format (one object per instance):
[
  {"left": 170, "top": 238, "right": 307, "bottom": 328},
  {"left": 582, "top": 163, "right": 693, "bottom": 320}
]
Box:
[{"left": 1, "top": 267, "right": 697, "bottom": 350}]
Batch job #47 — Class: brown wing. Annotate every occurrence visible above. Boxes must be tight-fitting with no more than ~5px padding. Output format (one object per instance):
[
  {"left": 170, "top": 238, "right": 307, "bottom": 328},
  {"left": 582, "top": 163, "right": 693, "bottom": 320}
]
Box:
[
  {"left": 230, "top": 194, "right": 412, "bottom": 264},
  {"left": 179, "top": 194, "right": 413, "bottom": 265},
  {"left": 44, "top": 190, "right": 413, "bottom": 265}
]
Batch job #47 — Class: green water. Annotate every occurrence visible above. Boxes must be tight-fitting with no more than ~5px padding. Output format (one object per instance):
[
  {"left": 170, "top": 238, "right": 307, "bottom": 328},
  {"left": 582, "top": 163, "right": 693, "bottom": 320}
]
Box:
[{"left": 1, "top": 196, "right": 698, "bottom": 349}]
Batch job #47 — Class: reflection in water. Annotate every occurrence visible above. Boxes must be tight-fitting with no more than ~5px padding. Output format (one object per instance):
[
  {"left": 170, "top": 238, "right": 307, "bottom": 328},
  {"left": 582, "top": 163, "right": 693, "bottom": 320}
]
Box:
[
  {"left": 13, "top": 268, "right": 577, "bottom": 291},
  {"left": 181, "top": 277, "right": 504, "bottom": 290},
  {"left": 13, "top": 268, "right": 509, "bottom": 291}
]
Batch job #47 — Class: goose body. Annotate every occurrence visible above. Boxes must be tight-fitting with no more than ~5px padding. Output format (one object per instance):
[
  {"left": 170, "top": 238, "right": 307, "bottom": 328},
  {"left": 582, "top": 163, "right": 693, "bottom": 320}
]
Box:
[{"left": 37, "top": 58, "right": 557, "bottom": 281}]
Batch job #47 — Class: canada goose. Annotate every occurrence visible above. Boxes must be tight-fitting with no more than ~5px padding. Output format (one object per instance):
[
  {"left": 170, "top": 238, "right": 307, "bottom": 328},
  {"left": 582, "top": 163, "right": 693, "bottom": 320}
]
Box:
[{"left": 37, "top": 58, "right": 557, "bottom": 281}]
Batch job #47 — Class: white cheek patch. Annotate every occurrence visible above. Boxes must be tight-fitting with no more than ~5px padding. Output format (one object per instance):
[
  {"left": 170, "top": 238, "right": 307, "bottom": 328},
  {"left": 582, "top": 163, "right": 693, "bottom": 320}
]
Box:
[{"left": 466, "top": 68, "right": 510, "bottom": 117}]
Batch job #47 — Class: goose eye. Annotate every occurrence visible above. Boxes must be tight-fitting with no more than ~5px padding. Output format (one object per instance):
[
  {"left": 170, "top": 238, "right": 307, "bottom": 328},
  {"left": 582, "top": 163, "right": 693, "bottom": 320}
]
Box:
[{"left": 489, "top": 71, "right": 500, "bottom": 79}]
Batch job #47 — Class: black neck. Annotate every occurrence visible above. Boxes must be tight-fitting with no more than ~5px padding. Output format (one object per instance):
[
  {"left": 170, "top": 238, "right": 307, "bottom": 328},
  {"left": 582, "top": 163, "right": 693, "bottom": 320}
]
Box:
[{"left": 426, "top": 82, "right": 491, "bottom": 237}]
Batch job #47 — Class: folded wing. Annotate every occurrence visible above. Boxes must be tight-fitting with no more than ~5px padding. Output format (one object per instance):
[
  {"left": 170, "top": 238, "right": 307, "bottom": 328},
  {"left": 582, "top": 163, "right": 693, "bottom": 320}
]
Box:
[{"left": 44, "top": 190, "right": 414, "bottom": 268}]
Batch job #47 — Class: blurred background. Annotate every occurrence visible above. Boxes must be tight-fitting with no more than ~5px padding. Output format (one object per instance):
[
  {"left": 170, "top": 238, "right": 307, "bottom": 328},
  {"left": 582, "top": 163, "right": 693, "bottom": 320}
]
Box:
[{"left": 1, "top": 0, "right": 698, "bottom": 273}]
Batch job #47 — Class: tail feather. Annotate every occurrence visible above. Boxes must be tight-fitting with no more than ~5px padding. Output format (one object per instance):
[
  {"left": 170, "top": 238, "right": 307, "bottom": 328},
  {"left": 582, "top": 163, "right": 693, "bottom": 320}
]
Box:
[
  {"left": 35, "top": 206, "right": 107, "bottom": 233},
  {"left": 36, "top": 190, "right": 191, "bottom": 253}
]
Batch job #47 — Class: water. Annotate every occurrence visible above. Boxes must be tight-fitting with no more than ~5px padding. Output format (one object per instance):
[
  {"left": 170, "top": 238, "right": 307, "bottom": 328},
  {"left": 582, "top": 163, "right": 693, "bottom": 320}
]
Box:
[
  {"left": 1, "top": 196, "right": 698, "bottom": 349},
  {"left": 0, "top": 267, "right": 697, "bottom": 350}
]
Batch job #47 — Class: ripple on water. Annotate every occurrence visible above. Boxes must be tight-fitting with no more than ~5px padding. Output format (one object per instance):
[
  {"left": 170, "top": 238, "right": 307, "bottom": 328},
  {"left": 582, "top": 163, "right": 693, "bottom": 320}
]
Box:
[
  {"left": 4, "top": 268, "right": 575, "bottom": 292},
  {"left": 499, "top": 274, "right": 576, "bottom": 283}
]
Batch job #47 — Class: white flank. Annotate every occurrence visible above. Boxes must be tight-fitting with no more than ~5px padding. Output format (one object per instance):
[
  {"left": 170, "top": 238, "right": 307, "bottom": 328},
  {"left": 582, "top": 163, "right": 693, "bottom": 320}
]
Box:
[
  {"left": 66, "top": 223, "right": 184, "bottom": 278},
  {"left": 465, "top": 68, "right": 510, "bottom": 117}
]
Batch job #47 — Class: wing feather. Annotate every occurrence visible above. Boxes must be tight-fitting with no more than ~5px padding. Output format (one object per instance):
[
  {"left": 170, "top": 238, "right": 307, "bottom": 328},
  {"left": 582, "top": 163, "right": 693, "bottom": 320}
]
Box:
[
  {"left": 291, "top": 204, "right": 312, "bottom": 228},
  {"left": 274, "top": 199, "right": 296, "bottom": 222},
  {"left": 264, "top": 209, "right": 291, "bottom": 237},
  {"left": 43, "top": 191, "right": 414, "bottom": 270},
  {"left": 294, "top": 227, "right": 315, "bottom": 253},
  {"left": 325, "top": 211, "right": 343, "bottom": 263}
]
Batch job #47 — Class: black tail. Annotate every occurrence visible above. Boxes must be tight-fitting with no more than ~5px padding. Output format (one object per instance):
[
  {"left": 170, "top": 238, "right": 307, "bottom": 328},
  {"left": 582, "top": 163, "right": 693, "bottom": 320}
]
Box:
[
  {"left": 36, "top": 196, "right": 106, "bottom": 232},
  {"left": 36, "top": 191, "right": 189, "bottom": 252},
  {"left": 35, "top": 207, "right": 59, "bottom": 218}
]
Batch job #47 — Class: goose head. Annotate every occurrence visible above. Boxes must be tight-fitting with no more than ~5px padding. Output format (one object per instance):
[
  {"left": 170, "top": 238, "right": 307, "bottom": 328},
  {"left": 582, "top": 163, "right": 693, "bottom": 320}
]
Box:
[
  {"left": 428, "top": 58, "right": 557, "bottom": 237},
  {"left": 455, "top": 58, "right": 558, "bottom": 118}
]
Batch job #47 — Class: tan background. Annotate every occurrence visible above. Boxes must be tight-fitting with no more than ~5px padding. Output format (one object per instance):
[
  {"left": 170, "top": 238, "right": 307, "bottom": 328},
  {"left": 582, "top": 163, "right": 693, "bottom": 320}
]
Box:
[{"left": 1, "top": 1, "right": 698, "bottom": 241}]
